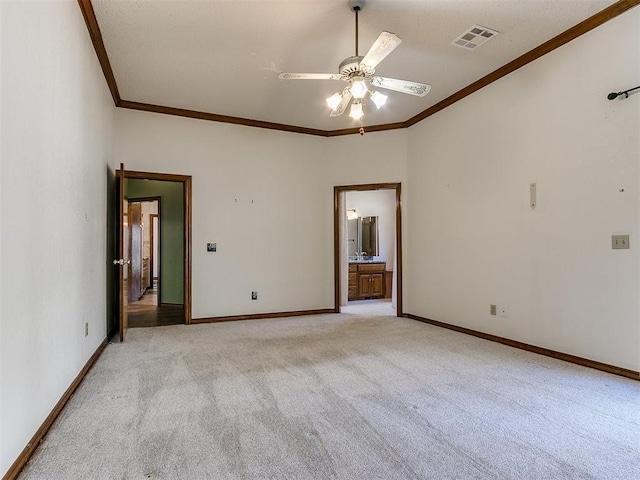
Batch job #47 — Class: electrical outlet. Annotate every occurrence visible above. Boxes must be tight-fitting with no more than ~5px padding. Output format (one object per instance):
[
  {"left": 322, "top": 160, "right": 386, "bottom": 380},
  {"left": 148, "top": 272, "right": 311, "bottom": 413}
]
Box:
[
  {"left": 251, "top": 291, "right": 258, "bottom": 300},
  {"left": 84, "top": 322, "right": 89, "bottom": 337},
  {"left": 500, "top": 306, "right": 508, "bottom": 318},
  {"left": 612, "top": 234, "right": 629, "bottom": 249},
  {"left": 490, "top": 304, "right": 497, "bottom": 316}
]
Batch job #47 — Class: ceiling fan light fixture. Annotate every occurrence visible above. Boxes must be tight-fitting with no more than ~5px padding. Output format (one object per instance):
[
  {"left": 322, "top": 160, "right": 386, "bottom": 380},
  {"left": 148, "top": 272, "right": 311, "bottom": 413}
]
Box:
[
  {"left": 326, "top": 92, "right": 342, "bottom": 110},
  {"left": 350, "top": 78, "right": 368, "bottom": 99},
  {"left": 278, "top": 0, "right": 431, "bottom": 124},
  {"left": 349, "top": 101, "right": 364, "bottom": 120},
  {"left": 370, "top": 90, "right": 388, "bottom": 109}
]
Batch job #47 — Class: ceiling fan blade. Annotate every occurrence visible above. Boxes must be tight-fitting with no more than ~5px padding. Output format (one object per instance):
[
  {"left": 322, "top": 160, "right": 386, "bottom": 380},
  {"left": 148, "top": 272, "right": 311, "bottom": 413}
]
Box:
[
  {"left": 360, "top": 32, "right": 402, "bottom": 69},
  {"left": 278, "top": 73, "right": 341, "bottom": 80},
  {"left": 370, "top": 76, "right": 431, "bottom": 97},
  {"left": 330, "top": 88, "right": 352, "bottom": 117}
]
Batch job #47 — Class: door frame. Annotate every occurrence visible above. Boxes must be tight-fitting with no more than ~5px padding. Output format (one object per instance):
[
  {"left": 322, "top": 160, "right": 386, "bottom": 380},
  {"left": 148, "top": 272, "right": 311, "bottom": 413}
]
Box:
[
  {"left": 333, "top": 183, "right": 403, "bottom": 316},
  {"left": 118, "top": 169, "right": 193, "bottom": 325}
]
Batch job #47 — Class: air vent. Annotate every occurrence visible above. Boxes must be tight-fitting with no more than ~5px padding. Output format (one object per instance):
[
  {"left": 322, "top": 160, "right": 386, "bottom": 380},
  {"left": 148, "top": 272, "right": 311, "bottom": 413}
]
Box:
[{"left": 451, "top": 25, "right": 499, "bottom": 51}]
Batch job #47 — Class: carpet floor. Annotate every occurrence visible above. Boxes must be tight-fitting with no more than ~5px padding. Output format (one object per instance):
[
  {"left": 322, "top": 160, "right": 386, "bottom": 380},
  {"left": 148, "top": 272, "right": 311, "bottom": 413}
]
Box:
[{"left": 19, "top": 309, "right": 640, "bottom": 479}]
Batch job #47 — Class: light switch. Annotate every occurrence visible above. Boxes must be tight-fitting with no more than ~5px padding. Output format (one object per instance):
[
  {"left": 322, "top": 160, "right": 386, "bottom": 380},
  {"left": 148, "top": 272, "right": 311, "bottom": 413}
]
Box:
[
  {"left": 612, "top": 235, "right": 629, "bottom": 250},
  {"left": 207, "top": 243, "right": 217, "bottom": 252}
]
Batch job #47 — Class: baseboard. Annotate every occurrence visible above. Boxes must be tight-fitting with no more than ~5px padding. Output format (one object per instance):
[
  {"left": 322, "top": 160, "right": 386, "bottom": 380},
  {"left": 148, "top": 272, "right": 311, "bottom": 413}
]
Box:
[
  {"left": 404, "top": 314, "right": 639, "bottom": 381},
  {"left": 193, "top": 308, "right": 335, "bottom": 324},
  {"left": 2, "top": 338, "right": 109, "bottom": 480},
  {"left": 158, "top": 302, "right": 184, "bottom": 308}
]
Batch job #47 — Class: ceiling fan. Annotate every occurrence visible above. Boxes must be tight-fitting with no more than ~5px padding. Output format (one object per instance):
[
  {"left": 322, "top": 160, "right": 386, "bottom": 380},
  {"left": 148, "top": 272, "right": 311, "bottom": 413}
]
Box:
[{"left": 278, "top": 0, "right": 431, "bottom": 121}]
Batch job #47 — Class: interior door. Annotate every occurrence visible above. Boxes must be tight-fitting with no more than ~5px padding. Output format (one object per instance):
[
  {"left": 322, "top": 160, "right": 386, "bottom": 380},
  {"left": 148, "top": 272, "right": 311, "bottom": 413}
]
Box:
[
  {"left": 114, "top": 163, "right": 129, "bottom": 342},
  {"left": 128, "top": 203, "right": 142, "bottom": 303}
]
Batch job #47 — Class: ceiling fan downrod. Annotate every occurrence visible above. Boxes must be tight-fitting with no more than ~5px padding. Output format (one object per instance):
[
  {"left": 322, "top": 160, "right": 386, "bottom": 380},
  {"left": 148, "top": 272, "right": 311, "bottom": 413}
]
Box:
[
  {"left": 349, "top": 0, "right": 365, "bottom": 56},
  {"left": 355, "top": 8, "right": 359, "bottom": 55}
]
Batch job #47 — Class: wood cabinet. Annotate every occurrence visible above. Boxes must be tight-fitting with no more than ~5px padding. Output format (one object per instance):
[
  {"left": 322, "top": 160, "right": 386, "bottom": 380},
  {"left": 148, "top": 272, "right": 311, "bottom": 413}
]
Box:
[
  {"left": 348, "top": 266, "right": 359, "bottom": 300},
  {"left": 348, "top": 262, "right": 386, "bottom": 300}
]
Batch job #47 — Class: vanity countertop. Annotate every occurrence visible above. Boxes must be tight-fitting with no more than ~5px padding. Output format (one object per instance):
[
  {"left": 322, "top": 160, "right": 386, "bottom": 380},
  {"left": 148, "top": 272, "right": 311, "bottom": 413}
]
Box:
[{"left": 348, "top": 259, "right": 385, "bottom": 264}]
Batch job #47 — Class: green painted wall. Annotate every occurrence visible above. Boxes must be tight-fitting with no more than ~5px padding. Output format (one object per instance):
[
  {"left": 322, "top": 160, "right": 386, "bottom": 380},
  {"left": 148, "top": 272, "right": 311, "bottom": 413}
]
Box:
[{"left": 127, "top": 179, "right": 184, "bottom": 304}]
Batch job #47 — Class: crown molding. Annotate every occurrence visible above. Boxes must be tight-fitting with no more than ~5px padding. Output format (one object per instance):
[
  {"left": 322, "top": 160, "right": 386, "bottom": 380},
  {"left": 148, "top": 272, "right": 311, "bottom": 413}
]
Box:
[
  {"left": 78, "top": 0, "right": 639, "bottom": 137},
  {"left": 77, "top": 0, "right": 121, "bottom": 105},
  {"left": 118, "top": 100, "right": 332, "bottom": 137}
]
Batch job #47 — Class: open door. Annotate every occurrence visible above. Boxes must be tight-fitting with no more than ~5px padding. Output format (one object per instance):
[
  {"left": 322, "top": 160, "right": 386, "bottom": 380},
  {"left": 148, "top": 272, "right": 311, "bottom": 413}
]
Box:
[
  {"left": 127, "top": 203, "right": 142, "bottom": 303},
  {"left": 114, "top": 163, "right": 130, "bottom": 341}
]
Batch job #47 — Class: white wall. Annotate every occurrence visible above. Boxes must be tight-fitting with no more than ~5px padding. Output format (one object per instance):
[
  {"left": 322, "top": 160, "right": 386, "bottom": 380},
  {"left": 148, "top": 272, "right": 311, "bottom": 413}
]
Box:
[
  {"left": 406, "top": 7, "right": 640, "bottom": 371},
  {"left": 0, "top": 1, "right": 114, "bottom": 475},
  {"left": 324, "top": 130, "right": 408, "bottom": 187},
  {"left": 114, "top": 110, "right": 407, "bottom": 318}
]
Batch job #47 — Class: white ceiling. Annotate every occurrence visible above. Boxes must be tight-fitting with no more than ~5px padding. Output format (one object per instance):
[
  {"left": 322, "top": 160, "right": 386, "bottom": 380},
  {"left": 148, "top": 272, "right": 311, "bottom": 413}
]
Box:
[{"left": 92, "top": 0, "right": 617, "bottom": 132}]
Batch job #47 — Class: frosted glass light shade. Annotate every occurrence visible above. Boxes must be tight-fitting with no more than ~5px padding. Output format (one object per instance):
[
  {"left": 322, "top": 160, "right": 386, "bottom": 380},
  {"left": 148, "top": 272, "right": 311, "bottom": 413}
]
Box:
[
  {"left": 349, "top": 102, "right": 364, "bottom": 120},
  {"left": 370, "top": 90, "right": 388, "bottom": 109},
  {"left": 326, "top": 92, "right": 342, "bottom": 110},
  {"left": 350, "top": 79, "right": 367, "bottom": 99}
]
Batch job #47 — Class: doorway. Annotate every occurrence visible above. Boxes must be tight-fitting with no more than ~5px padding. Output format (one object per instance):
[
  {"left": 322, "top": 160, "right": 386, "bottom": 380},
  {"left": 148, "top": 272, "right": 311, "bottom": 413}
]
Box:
[
  {"left": 125, "top": 197, "right": 173, "bottom": 328},
  {"left": 333, "top": 183, "right": 402, "bottom": 316},
  {"left": 111, "top": 167, "right": 192, "bottom": 341}
]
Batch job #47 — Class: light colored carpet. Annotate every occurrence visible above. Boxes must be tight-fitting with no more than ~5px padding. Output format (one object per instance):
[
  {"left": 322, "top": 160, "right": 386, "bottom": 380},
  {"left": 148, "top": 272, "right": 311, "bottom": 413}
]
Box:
[
  {"left": 342, "top": 298, "right": 395, "bottom": 317},
  {"left": 19, "top": 311, "right": 640, "bottom": 479}
]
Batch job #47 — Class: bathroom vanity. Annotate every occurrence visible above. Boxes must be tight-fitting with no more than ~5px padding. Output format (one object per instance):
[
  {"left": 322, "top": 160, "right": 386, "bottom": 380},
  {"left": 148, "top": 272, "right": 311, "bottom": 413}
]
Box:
[{"left": 348, "top": 261, "right": 386, "bottom": 300}]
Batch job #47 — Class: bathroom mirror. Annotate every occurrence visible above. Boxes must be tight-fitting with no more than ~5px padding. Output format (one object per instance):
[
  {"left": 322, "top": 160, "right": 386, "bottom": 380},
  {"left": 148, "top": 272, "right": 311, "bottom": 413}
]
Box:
[
  {"left": 347, "top": 216, "right": 378, "bottom": 258},
  {"left": 361, "top": 216, "right": 378, "bottom": 257}
]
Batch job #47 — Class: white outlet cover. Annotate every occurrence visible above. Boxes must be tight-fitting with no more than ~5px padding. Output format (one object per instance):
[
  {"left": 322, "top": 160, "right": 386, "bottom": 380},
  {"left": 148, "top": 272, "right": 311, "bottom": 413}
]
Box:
[{"left": 500, "top": 306, "right": 508, "bottom": 318}]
